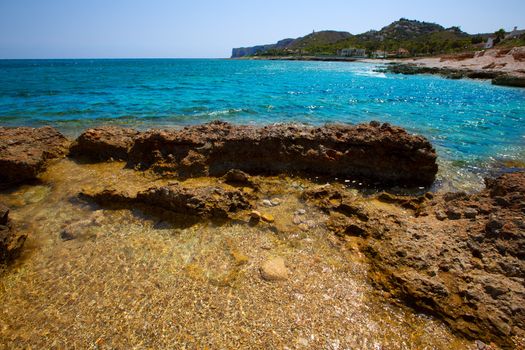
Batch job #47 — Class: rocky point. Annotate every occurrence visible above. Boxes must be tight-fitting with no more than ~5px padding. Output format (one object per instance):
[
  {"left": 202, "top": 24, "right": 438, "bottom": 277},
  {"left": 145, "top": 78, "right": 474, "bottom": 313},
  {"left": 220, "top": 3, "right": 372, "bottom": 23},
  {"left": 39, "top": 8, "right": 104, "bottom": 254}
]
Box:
[
  {"left": 305, "top": 171, "right": 525, "bottom": 347},
  {"left": 0, "top": 126, "right": 69, "bottom": 186}
]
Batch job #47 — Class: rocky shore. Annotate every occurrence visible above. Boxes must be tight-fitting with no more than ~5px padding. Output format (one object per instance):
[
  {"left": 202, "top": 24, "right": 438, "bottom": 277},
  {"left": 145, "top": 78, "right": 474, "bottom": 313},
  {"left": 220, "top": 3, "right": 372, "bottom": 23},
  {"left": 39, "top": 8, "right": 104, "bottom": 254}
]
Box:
[
  {"left": 303, "top": 172, "right": 525, "bottom": 347},
  {"left": 0, "top": 126, "right": 70, "bottom": 186},
  {"left": 380, "top": 47, "right": 525, "bottom": 88},
  {"left": 0, "top": 122, "right": 523, "bottom": 348},
  {"left": 71, "top": 121, "right": 438, "bottom": 187}
]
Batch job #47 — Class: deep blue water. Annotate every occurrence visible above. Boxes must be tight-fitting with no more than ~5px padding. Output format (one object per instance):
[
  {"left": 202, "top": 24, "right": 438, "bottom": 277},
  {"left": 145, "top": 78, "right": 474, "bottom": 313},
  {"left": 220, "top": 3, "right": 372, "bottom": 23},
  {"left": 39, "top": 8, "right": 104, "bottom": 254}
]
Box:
[{"left": 1, "top": 59, "right": 524, "bottom": 189}]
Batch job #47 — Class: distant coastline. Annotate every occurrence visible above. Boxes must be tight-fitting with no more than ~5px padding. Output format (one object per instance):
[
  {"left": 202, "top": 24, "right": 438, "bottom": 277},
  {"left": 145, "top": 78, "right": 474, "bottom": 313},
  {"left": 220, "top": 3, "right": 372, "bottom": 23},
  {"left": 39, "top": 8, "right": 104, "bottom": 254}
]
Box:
[
  {"left": 232, "top": 47, "right": 525, "bottom": 88},
  {"left": 231, "top": 55, "right": 362, "bottom": 62}
]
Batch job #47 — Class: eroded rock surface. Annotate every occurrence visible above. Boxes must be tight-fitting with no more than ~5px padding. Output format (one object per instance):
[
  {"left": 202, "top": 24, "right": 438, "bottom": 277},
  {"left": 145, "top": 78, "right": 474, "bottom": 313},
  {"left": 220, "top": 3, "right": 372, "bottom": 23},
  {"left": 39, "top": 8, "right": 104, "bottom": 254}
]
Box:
[
  {"left": 0, "top": 203, "right": 27, "bottom": 264},
  {"left": 70, "top": 126, "right": 139, "bottom": 161},
  {"left": 81, "top": 182, "right": 253, "bottom": 221},
  {"left": 305, "top": 172, "right": 525, "bottom": 347},
  {"left": 125, "top": 121, "right": 437, "bottom": 187},
  {"left": 0, "top": 126, "right": 69, "bottom": 185}
]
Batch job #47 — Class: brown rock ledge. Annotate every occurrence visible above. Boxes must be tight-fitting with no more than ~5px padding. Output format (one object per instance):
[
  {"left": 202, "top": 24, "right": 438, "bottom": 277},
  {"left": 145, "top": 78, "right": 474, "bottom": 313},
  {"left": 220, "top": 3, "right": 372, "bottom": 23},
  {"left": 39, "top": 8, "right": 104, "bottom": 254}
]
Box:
[
  {"left": 0, "top": 126, "right": 69, "bottom": 186},
  {"left": 72, "top": 121, "right": 438, "bottom": 187},
  {"left": 305, "top": 171, "right": 525, "bottom": 348},
  {"left": 80, "top": 182, "right": 253, "bottom": 221},
  {"left": 69, "top": 126, "right": 139, "bottom": 161}
]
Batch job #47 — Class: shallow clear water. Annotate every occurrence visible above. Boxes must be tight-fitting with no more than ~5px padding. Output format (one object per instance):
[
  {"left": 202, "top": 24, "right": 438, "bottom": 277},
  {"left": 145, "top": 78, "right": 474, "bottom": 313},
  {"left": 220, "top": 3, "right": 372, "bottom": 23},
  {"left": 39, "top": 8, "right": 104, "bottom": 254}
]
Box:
[
  {"left": 0, "top": 160, "right": 474, "bottom": 349},
  {"left": 1, "top": 59, "right": 524, "bottom": 189}
]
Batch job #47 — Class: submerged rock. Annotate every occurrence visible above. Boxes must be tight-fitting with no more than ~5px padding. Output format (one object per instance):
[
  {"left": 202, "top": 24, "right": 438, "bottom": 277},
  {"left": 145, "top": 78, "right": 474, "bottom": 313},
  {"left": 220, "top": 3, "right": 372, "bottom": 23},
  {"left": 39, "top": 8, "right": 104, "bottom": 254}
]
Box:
[
  {"left": 70, "top": 126, "right": 139, "bottom": 161},
  {"left": 0, "top": 203, "right": 27, "bottom": 264},
  {"left": 136, "top": 183, "right": 253, "bottom": 219},
  {"left": 223, "top": 169, "right": 251, "bottom": 184},
  {"left": 124, "top": 121, "right": 437, "bottom": 187},
  {"left": 81, "top": 182, "right": 253, "bottom": 221},
  {"left": 260, "top": 257, "right": 289, "bottom": 281},
  {"left": 0, "top": 126, "right": 69, "bottom": 186}
]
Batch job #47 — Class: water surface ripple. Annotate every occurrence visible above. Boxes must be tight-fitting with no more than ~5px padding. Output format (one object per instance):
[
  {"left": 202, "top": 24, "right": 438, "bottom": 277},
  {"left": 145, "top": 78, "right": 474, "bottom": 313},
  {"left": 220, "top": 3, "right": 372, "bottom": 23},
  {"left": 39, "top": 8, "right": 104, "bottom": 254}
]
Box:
[{"left": 1, "top": 59, "right": 524, "bottom": 189}]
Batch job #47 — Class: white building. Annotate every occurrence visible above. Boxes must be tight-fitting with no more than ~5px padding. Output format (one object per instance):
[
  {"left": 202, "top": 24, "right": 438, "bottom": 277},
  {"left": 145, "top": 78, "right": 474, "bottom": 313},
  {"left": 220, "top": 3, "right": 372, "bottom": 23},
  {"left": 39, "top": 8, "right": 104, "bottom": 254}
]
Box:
[{"left": 505, "top": 26, "right": 525, "bottom": 39}]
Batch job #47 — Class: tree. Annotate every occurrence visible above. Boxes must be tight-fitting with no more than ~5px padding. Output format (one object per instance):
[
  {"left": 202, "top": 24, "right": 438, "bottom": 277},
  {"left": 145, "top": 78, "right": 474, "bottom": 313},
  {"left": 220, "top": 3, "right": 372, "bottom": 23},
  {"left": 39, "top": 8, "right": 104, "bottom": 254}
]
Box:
[{"left": 494, "top": 28, "right": 506, "bottom": 43}]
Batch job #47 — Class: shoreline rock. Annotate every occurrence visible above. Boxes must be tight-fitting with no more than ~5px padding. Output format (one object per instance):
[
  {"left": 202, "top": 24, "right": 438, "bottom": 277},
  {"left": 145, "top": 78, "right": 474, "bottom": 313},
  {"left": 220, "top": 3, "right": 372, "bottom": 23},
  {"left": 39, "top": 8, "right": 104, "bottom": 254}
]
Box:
[
  {"left": 492, "top": 74, "right": 525, "bottom": 88},
  {"left": 383, "top": 62, "right": 525, "bottom": 88},
  {"left": 0, "top": 203, "right": 27, "bottom": 265},
  {"left": 308, "top": 172, "right": 525, "bottom": 347},
  {"left": 0, "top": 126, "right": 70, "bottom": 186},
  {"left": 70, "top": 121, "right": 438, "bottom": 188},
  {"left": 69, "top": 126, "right": 139, "bottom": 161},
  {"left": 80, "top": 182, "right": 253, "bottom": 222}
]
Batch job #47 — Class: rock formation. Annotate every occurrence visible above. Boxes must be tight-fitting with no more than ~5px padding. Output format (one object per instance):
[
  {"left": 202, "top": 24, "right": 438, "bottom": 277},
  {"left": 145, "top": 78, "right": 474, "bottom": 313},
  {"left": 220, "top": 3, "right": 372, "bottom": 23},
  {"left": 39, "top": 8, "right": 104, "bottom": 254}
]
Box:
[
  {"left": 80, "top": 182, "right": 253, "bottom": 221},
  {"left": 69, "top": 126, "right": 139, "bottom": 161},
  {"left": 383, "top": 62, "right": 525, "bottom": 88},
  {"left": 492, "top": 74, "right": 525, "bottom": 87},
  {"left": 0, "top": 203, "right": 27, "bottom": 265},
  {"left": 70, "top": 121, "right": 437, "bottom": 187},
  {"left": 305, "top": 171, "right": 525, "bottom": 347},
  {"left": 0, "top": 126, "right": 69, "bottom": 186}
]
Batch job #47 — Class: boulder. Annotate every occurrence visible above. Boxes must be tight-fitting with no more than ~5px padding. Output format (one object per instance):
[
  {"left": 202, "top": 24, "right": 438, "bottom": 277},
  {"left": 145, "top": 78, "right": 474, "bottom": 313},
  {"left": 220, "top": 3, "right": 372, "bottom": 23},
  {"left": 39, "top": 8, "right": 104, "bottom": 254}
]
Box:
[
  {"left": 260, "top": 257, "right": 289, "bottom": 281},
  {"left": 223, "top": 169, "right": 253, "bottom": 185},
  {"left": 70, "top": 126, "right": 139, "bottom": 161},
  {"left": 0, "top": 126, "right": 69, "bottom": 186},
  {"left": 128, "top": 121, "right": 438, "bottom": 187}
]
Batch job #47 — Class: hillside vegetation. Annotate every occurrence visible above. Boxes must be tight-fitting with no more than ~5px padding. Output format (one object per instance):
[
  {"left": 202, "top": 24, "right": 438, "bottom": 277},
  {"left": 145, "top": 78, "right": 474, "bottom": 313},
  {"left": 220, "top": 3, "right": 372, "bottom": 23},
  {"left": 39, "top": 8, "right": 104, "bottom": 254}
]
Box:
[{"left": 232, "top": 18, "right": 523, "bottom": 58}]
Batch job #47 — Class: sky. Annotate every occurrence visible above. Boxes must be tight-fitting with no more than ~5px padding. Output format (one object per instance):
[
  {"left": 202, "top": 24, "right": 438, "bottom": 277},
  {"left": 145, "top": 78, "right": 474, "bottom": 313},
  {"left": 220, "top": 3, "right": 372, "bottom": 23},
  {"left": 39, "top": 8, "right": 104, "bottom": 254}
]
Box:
[{"left": 0, "top": 0, "right": 524, "bottom": 59}]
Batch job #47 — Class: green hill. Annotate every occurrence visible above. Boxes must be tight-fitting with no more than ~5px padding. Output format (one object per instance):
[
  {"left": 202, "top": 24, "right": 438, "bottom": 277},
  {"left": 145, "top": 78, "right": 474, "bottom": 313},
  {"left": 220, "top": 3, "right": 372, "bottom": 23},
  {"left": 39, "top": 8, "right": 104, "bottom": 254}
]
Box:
[
  {"left": 287, "top": 30, "right": 353, "bottom": 50},
  {"left": 232, "top": 18, "right": 492, "bottom": 58}
]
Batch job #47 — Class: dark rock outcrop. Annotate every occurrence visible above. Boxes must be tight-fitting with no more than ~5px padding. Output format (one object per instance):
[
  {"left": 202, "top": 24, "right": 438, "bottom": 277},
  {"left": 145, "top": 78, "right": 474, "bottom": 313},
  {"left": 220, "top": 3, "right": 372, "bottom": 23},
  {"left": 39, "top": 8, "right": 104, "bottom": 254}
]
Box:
[
  {"left": 384, "top": 62, "right": 525, "bottom": 88},
  {"left": 126, "top": 121, "right": 437, "bottom": 187},
  {"left": 81, "top": 182, "right": 253, "bottom": 221},
  {"left": 304, "top": 172, "right": 525, "bottom": 347},
  {"left": 492, "top": 74, "right": 525, "bottom": 88},
  {"left": 382, "top": 63, "right": 505, "bottom": 81},
  {"left": 0, "top": 203, "right": 27, "bottom": 264},
  {"left": 0, "top": 126, "right": 69, "bottom": 186},
  {"left": 70, "top": 126, "right": 139, "bottom": 161}
]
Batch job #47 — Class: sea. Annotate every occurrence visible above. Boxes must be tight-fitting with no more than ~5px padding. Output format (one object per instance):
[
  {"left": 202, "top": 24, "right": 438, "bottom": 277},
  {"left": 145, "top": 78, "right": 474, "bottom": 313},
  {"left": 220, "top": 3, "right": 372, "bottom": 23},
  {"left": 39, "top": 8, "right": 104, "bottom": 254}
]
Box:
[{"left": 1, "top": 58, "right": 524, "bottom": 190}]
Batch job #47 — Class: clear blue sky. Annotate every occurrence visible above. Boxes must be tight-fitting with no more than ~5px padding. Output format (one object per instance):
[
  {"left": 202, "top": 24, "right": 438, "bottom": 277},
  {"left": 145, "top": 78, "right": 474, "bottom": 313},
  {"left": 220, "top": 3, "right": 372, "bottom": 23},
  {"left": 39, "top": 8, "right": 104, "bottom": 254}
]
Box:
[{"left": 0, "top": 0, "right": 524, "bottom": 58}]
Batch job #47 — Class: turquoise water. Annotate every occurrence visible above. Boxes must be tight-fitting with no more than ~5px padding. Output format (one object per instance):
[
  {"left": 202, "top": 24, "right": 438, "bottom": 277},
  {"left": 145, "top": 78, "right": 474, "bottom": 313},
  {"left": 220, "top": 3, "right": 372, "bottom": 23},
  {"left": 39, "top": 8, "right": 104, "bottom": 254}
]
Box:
[{"left": 1, "top": 59, "right": 524, "bottom": 188}]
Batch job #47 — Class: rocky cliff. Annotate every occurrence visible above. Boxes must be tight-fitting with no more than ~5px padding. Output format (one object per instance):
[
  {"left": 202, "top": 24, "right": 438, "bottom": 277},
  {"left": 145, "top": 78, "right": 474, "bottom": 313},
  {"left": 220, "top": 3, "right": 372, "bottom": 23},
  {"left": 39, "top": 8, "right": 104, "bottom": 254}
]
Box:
[{"left": 231, "top": 38, "right": 294, "bottom": 58}]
